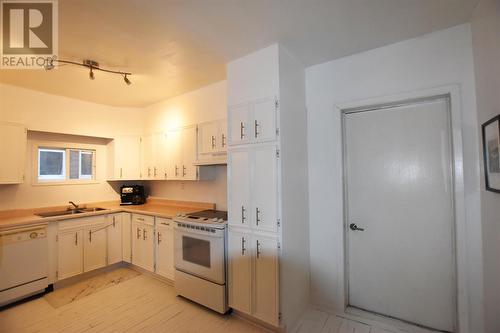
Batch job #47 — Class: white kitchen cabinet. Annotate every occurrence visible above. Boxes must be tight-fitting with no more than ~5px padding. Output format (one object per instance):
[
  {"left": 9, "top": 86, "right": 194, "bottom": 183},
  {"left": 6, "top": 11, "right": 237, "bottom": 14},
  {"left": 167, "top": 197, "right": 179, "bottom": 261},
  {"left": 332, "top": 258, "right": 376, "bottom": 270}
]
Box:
[
  {"left": 166, "top": 125, "right": 215, "bottom": 181},
  {"left": 228, "top": 97, "right": 277, "bottom": 146},
  {"left": 131, "top": 214, "right": 155, "bottom": 272},
  {"left": 155, "top": 217, "right": 174, "bottom": 280},
  {"left": 83, "top": 223, "right": 107, "bottom": 272},
  {"left": 108, "top": 214, "right": 122, "bottom": 265},
  {"left": 228, "top": 230, "right": 252, "bottom": 314},
  {"left": 107, "top": 135, "right": 141, "bottom": 180},
  {"left": 253, "top": 234, "right": 279, "bottom": 326},
  {"left": 122, "top": 213, "right": 132, "bottom": 263},
  {"left": 228, "top": 230, "right": 279, "bottom": 326},
  {"left": 0, "top": 122, "right": 26, "bottom": 184},
  {"left": 141, "top": 133, "right": 166, "bottom": 180},
  {"left": 57, "top": 229, "right": 84, "bottom": 280},
  {"left": 228, "top": 144, "right": 278, "bottom": 233},
  {"left": 253, "top": 145, "right": 278, "bottom": 232},
  {"left": 228, "top": 149, "right": 252, "bottom": 228},
  {"left": 197, "top": 119, "right": 227, "bottom": 164}
]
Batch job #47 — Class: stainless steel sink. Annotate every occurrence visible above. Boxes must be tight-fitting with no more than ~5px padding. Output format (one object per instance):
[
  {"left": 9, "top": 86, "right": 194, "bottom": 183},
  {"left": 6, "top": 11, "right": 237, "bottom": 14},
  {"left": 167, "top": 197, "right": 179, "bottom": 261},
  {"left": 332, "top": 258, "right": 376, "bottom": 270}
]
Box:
[{"left": 36, "top": 207, "right": 107, "bottom": 218}]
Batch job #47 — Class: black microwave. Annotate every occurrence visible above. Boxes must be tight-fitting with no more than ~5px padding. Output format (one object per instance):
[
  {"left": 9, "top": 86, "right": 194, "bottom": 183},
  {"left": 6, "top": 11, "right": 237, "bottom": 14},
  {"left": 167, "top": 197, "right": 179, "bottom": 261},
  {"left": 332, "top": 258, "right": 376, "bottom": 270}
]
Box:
[{"left": 120, "top": 185, "right": 146, "bottom": 205}]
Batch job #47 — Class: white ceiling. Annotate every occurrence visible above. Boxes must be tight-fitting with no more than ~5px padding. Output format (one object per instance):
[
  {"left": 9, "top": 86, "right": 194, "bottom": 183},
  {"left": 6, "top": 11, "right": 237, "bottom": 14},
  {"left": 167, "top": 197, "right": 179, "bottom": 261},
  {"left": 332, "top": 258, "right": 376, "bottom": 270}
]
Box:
[{"left": 0, "top": 0, "right": 479, "bottom": 107}]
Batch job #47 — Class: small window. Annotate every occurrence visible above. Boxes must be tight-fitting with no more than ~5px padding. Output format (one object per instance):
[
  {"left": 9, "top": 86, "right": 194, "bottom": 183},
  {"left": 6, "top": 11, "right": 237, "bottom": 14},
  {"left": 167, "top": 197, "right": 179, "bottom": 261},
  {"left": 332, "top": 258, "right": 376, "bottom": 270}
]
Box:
[{"left": 37, "top": 147, "right": 96, "bottom": 183}]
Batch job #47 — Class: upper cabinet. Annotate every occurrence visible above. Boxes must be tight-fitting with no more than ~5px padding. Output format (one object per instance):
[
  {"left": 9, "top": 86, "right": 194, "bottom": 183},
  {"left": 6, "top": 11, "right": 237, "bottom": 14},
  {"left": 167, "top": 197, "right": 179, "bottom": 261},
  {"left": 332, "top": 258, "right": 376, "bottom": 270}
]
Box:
[
  {"left": 228, "top": 96, "right": 277, "bottom": 146},
  {"left": 107, "top": 135, "right": 141, "bottom": 180},
  {"left": 197, "top": 119, "right": 227, "bottom": 164},
  {"left": 166, "top": 125, "right": 215, "bottom": 181},
  {"left": 141, "top": 132, "right": 167, "bottom": 180},
  {"left": 0, "top": 122, "right": 27, "bottom": 184}
]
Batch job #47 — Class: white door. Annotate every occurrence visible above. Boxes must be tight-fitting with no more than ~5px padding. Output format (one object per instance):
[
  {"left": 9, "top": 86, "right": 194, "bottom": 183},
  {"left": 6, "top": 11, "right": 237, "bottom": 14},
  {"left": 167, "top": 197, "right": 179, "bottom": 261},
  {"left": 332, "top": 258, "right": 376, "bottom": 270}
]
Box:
[
  {"left": 156, "top": 219, "right": 174, "bottom": 279},
  {"left": 0, "top": 122, "right": 26, "bottom": 184},
  {"left": 218, "top": 119, "right": 228, "bottom": 152},
  {"left": 253, "top": 234, "right": 279, "bottom": 326},
  {"left": 228, "top": 230, "right": 252, "bottom": 314},
  {"left": 181, "top": 126, "right": 198, "bottom": 180},
  {"left": 199, "top": 121, "right": 219, "bottom": 154},
  {"left": 114, "top": 136, "right": 141, "bottom": 180},
  {"left": 122, "top": 213, "right": 132, "bottom": 263},
  {"left": 253, "top": 97, "right": 277, "bottom": 143},
  {"left": 140, "top": 223, "right": 155, "bottom": 272},
  {"left": 344, "top": 98, "right": 456, "bottom": 332},
  {"left": 108, "top": 214, "right": 122, "bottom": 265},
  {"left": 141, "top": 135, "right": 153, "bottom": 179},
  {"left": 132, "top": 222, "right": 143, "bottom": 268},
  {"left": 58, "top": 229, "right": 83, "bottom": 280},
  {"left": 228, "top": 149, "right": 252, "bottom": 228},
  {"left": 83, "top": 224, "right": 107, "bottom": 272},
  {"left": 253, "top": 145, "right": 278, "bottom": 232},
  {"left": 166, "top": 129, "right": 182, "bottom": 180},
  {"left": 229, "top": 104, "right": 252, "bottom": 145}
]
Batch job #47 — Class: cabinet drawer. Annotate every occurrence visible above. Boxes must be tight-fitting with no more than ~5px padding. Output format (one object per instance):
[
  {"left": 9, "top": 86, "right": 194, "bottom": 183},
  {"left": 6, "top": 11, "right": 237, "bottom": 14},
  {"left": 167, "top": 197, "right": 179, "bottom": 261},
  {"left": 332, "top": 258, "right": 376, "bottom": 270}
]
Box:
[
  {"left": 132, "top": 214, "right": 154, "bottom": 226},
  {"left": 156, "top": 217, "right": 173, "bottom": 228}
]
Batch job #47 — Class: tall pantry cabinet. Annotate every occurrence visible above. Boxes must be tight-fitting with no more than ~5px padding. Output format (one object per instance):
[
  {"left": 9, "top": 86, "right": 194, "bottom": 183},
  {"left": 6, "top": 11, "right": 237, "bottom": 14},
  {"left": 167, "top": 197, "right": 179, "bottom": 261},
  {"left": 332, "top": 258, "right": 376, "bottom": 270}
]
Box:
[{"left": 226, "top": 44, "right": 310, "bottom": 331}]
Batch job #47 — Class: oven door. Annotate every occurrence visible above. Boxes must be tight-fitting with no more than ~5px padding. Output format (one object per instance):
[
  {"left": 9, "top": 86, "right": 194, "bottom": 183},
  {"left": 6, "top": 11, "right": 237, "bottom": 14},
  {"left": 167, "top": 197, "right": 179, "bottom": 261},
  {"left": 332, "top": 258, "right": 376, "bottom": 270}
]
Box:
[{"left": 174, "top": 224, "right": 225, "bottom": 284}]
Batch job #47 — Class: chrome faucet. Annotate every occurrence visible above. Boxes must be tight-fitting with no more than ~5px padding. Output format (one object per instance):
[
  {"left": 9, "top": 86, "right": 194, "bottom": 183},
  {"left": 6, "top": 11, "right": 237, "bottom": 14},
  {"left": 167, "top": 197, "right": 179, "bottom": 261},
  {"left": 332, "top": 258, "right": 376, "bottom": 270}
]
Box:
[{"left": 69, "top": 201, "right": 79, "bottom": 209}]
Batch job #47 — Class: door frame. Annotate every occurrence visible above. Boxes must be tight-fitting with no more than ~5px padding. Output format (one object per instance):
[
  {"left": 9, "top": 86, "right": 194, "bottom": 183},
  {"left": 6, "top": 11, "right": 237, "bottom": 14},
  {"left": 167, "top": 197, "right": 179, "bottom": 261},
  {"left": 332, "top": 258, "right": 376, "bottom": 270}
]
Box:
[{"left": 336, "top": 85, "right": 468, "bottom": 333}]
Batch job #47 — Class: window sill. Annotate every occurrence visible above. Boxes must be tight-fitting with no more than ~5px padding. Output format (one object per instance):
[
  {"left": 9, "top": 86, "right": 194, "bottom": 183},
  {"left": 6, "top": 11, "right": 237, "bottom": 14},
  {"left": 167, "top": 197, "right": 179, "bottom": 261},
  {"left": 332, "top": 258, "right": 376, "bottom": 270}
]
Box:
[{"left": 32, "top": 180, "right": 100, "bottom": 186}]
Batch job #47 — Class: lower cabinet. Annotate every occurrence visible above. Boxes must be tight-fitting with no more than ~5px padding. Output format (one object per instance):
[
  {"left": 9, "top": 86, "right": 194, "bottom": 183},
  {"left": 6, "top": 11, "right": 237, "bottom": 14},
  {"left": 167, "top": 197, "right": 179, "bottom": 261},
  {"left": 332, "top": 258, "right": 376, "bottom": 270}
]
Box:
[
  {"left": 155, "top": 217, "right": 174, "bottom": 280},
  {"left": 131, "top": 214, "right": 155, "bottom": 272},
  {"left": 83, "top": 223, "right": 107, "bottom": 272},
  {"left": 228, "top": 229, "right": 279, "bottom": 326},
  {"left": 107, "top": 214, "right": 123, "bottom": 265},
  {"left": 58, "top": 229, "right": 84, "bottom": 280}
]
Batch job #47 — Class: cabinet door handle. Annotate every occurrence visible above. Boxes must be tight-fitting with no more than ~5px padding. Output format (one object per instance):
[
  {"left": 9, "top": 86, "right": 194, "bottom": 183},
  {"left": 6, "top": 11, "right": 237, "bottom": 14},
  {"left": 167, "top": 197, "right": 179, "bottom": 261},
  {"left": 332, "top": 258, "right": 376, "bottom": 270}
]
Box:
[
  {"left": 143, "top": 229, "right": 147, "bottom": 240},
  {"left": 182, "top": 165, "right": 186, "bottom": 177},
  {"left": 256, "top": 240, "right": 261, "bottom": 259},
  {"left": 256, "top": 207, "right": 261, "bottom": 226},
  {"left": 88, "top": 229, "right": 92, "bottom": 243},
  {"left": 154, "top": 167, "right": 157, "bottom": 177},
  {"left": 241, "top": 237, "right": 246, "bottom": 255},
  {"left": 136, "top": 217, "right": 145, "bottom": 222},
  {"left": 175, "top": 165, "right": 178, "bottom": 177},
  {"left": 157, "top": 231, "right": 161, "bottom": 244},
  {"left": 240, "top": 122, "right": 245, "bottom": 139},
  {"left": 136, "top": 227, "right": 141, "bottom": 239},
  {"left": 112, "top": 216, "right": 116, "bottom": 227},
  {"left": 75, "top": 232, "right": 78, "bottom": 245},
  {"left": 148, "top": 167, "right": 151, "bottom": 177},
  {"left": 221, "top": 134, "right": 226, "bottom": 147},
  {"left": 120, "top": 168, "right": 123, "bottom": 178},
  {"left": 254, "top": 120, "right": 260, "bottom": 138},
  {"left": 211, "top": 135, "right": 216, "bottom": 149},
  {"left": 241, "top": 206, "right": 246, "bottom": 224}
]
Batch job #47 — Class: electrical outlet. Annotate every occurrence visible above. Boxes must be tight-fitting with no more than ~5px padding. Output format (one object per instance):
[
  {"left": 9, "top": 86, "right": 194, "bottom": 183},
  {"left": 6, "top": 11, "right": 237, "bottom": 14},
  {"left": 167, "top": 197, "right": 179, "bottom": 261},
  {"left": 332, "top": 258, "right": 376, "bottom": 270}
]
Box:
[{"left": 181, "top": 182, "right": 185, "bottom": 190}]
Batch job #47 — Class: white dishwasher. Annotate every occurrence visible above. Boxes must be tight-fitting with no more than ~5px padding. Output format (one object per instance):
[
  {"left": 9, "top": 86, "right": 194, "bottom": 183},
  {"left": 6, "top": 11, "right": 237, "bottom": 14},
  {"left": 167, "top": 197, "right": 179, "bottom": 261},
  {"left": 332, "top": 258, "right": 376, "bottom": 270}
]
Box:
[{"left": 0, "top": 225, "right": 49, "bottom": 306}]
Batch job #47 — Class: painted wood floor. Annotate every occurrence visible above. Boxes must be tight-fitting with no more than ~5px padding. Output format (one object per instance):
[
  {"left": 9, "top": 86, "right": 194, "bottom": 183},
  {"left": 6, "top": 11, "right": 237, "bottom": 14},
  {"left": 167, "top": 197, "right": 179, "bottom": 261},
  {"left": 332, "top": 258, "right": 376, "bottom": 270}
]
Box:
[
  {"left": 293, "top": 308, "right": 406, "bottom": 333},
  {"left": 0, "top": 273, "right": 268, "bottom": 333}
]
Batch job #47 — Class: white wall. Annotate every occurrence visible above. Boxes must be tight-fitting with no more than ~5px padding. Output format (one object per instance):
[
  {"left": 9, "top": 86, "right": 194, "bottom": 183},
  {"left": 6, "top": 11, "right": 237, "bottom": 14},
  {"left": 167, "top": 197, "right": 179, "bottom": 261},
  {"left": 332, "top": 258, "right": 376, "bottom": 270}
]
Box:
[
  {"left": 144, "top": 81, "right": 228, "bottom": 210},
  {"left": 305, "top": 24, "right": 484, "bottom": 332},
  {"left": 471, "top": 1, "right": 500, "bottom": 332},
  {"left": 0, "top": 84, "right": 145, "bottom": 210}
]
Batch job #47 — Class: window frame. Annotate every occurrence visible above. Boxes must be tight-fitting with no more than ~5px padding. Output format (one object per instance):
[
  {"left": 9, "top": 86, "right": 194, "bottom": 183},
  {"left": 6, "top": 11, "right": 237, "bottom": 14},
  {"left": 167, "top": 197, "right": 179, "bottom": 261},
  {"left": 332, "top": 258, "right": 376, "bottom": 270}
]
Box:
[{"left": 32, "top": 141, "right": 98, "bottom": 186}]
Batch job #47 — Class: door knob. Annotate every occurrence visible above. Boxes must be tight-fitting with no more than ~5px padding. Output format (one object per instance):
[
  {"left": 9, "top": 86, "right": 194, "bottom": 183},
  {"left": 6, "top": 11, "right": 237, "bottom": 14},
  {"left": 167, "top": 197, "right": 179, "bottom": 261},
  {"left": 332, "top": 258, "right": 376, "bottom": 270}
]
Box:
[{"left": 349, "top": 223, "right": 365, "bottom": 231}]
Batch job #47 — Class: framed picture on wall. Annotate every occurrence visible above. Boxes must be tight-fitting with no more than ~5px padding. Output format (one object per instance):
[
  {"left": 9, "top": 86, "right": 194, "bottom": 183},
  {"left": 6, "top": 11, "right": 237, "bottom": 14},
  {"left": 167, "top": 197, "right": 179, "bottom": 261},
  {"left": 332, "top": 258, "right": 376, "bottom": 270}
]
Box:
[{"left": 482, "top": 114, "right": 500, "bottom": 193}]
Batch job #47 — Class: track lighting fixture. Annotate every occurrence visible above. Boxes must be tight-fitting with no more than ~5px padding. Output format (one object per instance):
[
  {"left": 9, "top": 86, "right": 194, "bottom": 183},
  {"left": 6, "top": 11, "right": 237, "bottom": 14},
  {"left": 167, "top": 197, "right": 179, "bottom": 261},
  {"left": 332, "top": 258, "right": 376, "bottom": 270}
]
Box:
[
  {"left": 44, "top": 58, "right": 132, "bottom": 85},
  {"left": 123, "top": 74, "right": 131, "bottom": 85}
]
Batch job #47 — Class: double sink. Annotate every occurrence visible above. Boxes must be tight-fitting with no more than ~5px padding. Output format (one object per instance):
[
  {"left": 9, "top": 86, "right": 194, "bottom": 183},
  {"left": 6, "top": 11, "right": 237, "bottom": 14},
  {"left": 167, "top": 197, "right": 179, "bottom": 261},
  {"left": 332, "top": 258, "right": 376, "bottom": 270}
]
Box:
[{"left": 36, "top": 207, "right": 107, "bottom": 218}]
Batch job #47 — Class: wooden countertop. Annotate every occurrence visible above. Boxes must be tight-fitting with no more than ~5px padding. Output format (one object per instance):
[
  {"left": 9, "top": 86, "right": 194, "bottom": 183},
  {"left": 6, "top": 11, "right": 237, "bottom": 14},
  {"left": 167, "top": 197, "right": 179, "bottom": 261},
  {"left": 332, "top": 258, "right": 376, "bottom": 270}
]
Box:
[{"left": 0, "top": 198, "right": 215, "bottom": 230}]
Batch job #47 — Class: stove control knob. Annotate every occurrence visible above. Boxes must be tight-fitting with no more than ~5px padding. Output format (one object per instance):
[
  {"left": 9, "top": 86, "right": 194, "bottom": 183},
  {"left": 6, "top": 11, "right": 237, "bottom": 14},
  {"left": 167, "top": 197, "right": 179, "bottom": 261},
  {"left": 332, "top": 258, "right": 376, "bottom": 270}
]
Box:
[{"left": 212, "top": 218, "right": 218, "bottom": 222}]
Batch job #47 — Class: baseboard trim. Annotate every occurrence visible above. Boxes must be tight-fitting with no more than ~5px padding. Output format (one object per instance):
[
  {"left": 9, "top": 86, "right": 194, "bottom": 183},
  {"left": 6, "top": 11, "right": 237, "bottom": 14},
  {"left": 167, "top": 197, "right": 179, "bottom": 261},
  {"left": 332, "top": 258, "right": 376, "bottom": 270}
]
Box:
[{"left": 232, "top": 309, "right": 283, "bottom": 333}]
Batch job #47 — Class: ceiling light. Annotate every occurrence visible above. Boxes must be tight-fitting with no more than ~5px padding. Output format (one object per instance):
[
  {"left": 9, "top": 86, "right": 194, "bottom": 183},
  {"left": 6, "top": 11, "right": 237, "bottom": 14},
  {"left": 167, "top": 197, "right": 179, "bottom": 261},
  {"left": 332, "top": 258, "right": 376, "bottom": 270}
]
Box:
[
  {"left": 44, "top": 59, "right": 55, "bottom": 70},
  {"left": 124, "top": 74, "right": 131, "bottom": 85},
  {"left": 44, "top": 58, "right": 132, "bottom": 85}
]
